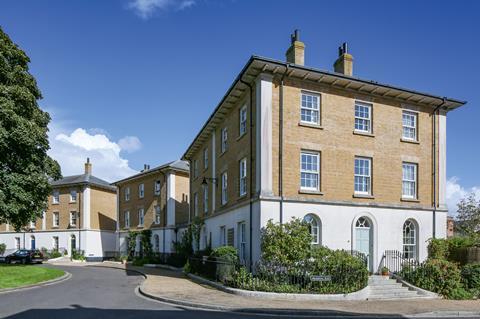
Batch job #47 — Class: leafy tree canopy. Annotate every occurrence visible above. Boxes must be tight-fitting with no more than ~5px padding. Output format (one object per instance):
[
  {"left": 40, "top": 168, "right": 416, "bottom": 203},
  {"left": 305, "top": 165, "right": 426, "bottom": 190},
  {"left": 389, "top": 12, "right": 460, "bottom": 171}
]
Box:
[
  {"left": 0, "top": 27, "right": 61, "bottom": 231},
  {"left": 455, "top": 193, "right": 480, "bottom": 236}
]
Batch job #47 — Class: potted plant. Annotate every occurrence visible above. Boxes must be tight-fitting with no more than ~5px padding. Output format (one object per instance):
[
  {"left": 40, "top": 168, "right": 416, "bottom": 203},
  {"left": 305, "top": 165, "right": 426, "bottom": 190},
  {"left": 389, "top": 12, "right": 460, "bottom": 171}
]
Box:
[
  {"left": 120, "top": 255, "right": 128, "bottom": 265},
  {"left": 381, "top": 266, "right": 389, "bottom": 276}
]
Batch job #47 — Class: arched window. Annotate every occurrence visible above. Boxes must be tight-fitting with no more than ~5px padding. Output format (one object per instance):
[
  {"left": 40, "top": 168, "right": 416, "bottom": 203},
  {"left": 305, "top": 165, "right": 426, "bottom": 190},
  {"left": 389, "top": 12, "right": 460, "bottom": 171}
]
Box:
[
  {"left": 355, "top": 217, "right": 370, "bottom": 228},
  {"left": 403, "top": 220, "right": 418, "bottom": 260},
  {"left": 304, "top": 214, "right": 321, "bottom": 245},
  {"left": 153, "top": 234, "right": 160, "bottom": 253}
]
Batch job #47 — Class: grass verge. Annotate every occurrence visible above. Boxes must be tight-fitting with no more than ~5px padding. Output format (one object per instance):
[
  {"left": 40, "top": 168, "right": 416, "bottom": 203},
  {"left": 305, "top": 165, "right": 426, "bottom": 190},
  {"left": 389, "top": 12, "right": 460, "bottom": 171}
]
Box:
[{"left": 0, "top": 264, "right": 64, "bottom": 289}]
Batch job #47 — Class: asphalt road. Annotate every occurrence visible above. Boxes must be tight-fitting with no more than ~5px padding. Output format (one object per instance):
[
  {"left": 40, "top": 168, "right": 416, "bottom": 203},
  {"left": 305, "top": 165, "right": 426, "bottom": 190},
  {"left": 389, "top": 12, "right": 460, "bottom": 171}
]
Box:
[{"left": 0, "top": 265, "right": 450, "bottom": 319}]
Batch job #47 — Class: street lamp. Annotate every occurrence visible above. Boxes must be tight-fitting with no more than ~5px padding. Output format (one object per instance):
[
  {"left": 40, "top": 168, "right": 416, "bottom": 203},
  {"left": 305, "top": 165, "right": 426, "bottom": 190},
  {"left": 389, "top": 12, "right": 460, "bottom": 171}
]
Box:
[{"left": 201, "top": 177, "right": 218, "bottom": 187}]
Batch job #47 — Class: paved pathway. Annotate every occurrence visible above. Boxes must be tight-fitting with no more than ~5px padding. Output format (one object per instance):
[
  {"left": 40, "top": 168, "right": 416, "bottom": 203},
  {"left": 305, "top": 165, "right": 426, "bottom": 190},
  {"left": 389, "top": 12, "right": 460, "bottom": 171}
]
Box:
[{"left": 98, "top": 263, "right": 480, "bottom": 317}]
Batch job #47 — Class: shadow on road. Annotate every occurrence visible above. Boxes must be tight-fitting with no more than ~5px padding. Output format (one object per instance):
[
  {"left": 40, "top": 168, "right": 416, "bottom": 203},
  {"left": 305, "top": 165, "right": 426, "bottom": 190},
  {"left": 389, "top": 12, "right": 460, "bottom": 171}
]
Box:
[{"left": 2, "top": 304, "right": 408, "bottom": 319}]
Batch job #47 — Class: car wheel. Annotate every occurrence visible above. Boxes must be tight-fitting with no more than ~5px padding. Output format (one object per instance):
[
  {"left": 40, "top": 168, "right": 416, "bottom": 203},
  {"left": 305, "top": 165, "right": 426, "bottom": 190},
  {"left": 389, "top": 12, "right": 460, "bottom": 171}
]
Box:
[{"left": 5, "top": 258, "right": 10, "bottom": 264}]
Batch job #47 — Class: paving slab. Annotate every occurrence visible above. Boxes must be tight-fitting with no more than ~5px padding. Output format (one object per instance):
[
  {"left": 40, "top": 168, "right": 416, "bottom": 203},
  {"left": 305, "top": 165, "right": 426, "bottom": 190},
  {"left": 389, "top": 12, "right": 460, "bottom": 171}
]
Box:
[{"left": 93, "top": 263, "right": 480, "bottom": 317}]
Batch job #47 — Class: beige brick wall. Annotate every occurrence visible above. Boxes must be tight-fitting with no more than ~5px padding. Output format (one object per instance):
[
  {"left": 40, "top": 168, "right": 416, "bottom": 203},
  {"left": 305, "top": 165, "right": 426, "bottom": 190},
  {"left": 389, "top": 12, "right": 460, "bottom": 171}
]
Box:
[
  {"left": 90, "top": 187, "right": 117, "bottom": 231},
  {"left": 117, "top": 169, "right": 189, "bottom": 230},
  {"left": 45, "top": 186, "right": 82, "bottom": 230},
  {"left": 189, "top": 89, "right": 257, "bottom": 218},
  {"left": 273, "top": 77, "right": 436, "bottom": 207}
]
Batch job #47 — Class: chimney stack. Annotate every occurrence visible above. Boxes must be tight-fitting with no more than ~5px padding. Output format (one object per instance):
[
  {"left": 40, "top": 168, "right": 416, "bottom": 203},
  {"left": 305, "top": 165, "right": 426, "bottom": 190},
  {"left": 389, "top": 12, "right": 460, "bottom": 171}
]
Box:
[
  {"left": 334, "top": 42, "right": 353, "bottom": 76},
  {"left": 286, "top": 29, "right": 305, "bottom": 66},
  {"left": 84, "top": 158, "right": 92, "bottom": 175},
  {"left": 142, "top": 164, "right": 150, "bottom": 172}
]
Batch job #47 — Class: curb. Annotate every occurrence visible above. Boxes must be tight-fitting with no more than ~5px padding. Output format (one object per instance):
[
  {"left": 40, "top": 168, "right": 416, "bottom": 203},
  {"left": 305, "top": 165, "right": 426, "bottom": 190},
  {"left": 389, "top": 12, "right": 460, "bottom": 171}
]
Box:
[
  {"left": 408, "top": 311, "right": 480, "bottom": 318},
  {"left": 86, "top": 265, "right": 147, "bottom": 278},
  {"left": 186, "top": 273, "right": 371, "bottom": 301},
  {"left": 0, "top": 271, "right": 71, "bottom": 294}
]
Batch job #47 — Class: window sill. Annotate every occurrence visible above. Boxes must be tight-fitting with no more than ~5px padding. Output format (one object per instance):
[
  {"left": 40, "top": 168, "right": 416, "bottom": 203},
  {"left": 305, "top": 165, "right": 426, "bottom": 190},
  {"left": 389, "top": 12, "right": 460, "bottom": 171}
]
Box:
[
  {"left": 298, "top": 189, "right": 324, "bottom": 195},
  {"left": 52, "top": 203, "right": 59, "bottom": 205},
  {"left": 219, "top": 150, "right": 227, "bottom": 158},
  {"left": 137, "top": 225, "right": 144, "bottom": 229},
  {"left": 401, "top": 197, "right": 420, "bottom": 203},
  {"left": 298, "top": 122, "right": 324, "bottom": 130},
  {"left": 400, "top": 138, "right": 420, "bottom": 145},
  {"left": 236, "top": 133, "right": 247, "bottom": 141},
  {"left": 52, "top": 226, "right": 59, "bottom": 229},
  {"left": 69, "top": 201, "right": 77, "bottom": 204},
  {"left": 353, "top": 194, "right": 375, "bottom": 199},
  {"left": 238, "top": 193, "right": 248, "bottom": 201},
  {"left": 353, "top": 130, "right": 375, "bottom": 138}
]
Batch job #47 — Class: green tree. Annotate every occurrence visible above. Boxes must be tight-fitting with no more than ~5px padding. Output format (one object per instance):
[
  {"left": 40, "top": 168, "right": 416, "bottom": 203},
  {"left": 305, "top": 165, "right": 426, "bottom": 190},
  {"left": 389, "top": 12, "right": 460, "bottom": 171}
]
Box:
[
  {"left": 0, "top": 27, "right": 61, "bottom": 230},
  {"left": 260, "top": 218, "right": 312, "bottom": 266},
  {"left": 456, "top": 193, "right": 480, "bottom": 236}
]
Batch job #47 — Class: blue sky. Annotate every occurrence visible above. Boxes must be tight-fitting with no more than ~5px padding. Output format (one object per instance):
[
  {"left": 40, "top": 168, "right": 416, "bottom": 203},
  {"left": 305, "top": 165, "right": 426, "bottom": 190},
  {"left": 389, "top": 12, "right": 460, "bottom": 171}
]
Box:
[{"left": 1, "top": 0, "right": 479, "bottom": 213}]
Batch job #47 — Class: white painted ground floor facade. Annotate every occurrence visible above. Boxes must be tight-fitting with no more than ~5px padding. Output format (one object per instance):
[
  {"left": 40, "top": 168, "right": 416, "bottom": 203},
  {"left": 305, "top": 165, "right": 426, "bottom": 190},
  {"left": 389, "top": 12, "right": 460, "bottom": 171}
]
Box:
[
  {"left": 0, "top": 229, "right": 117, "bottom": 261},
  {"left": 199, "top": 198, "right": 447, "bottom": 272},
  {"left": 117, "top": 226, "right": 187, "bottom": 256}
]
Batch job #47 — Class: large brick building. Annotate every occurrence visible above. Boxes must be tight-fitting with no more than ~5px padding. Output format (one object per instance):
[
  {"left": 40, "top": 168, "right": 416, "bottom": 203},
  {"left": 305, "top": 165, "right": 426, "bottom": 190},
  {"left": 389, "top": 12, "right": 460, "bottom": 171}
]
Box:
[
  {"left": 182, "top": 31, "right": 466, "bottom": 271},
  {"left": 114, "top": 160, "right": 190, "bottom": 256},
  {"left": 0, "top": 159, "right": 117, "bottom": 261}
]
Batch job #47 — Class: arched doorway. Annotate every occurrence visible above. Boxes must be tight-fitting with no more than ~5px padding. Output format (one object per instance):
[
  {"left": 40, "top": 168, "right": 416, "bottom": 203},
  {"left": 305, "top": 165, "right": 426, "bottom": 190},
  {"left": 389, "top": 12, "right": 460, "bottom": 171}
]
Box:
[
  {"left": 30, "top": 236, "right": 36, "bottom": 250},
  {"left": 70, "top": 235, "right": 76, "bottom": 255},
  {"left": 354, "top": 216, "right": 373, "bottom": 272}
]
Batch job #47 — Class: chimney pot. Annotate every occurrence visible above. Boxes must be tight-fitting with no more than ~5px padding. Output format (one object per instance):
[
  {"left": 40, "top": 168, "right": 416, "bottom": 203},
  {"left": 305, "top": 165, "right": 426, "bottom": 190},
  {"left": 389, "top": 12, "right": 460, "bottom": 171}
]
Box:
[
  {"left": 286, "top": 29, "right": 305, "bottom": 66},
  {"left": 334, "top": 42, "right": 353, "bottom": 76}
]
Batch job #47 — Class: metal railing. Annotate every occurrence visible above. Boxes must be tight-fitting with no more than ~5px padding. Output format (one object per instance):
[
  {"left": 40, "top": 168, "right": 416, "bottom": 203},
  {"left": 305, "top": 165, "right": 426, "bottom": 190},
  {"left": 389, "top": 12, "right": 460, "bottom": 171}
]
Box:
[{"left": 381, "top": 250, "right": 419, "bottom": 275}]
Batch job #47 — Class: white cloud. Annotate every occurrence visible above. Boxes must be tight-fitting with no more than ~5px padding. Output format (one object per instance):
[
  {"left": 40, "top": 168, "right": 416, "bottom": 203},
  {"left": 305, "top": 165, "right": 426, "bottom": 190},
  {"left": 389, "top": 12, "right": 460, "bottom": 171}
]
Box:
[
  {"left": 446, "top": 176, "right": 480, "bottom": 216},
  {"left": 128, "top": 0, "right": 196, "bottom": 19},
  {"left": 49, "top": 128, "right": 139, "bottom": 183},
  {"left": 118, "top": 136, "right": 142, "bottom": 153}
]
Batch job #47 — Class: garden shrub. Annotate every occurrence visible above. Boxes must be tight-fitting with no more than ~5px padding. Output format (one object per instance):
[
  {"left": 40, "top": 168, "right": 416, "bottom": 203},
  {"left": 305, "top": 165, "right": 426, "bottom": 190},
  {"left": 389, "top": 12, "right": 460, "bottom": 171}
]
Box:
[
  {"left": 401, "top": 259, "right": 463, "bottom": 298},
  {"left": 49, "top": 250, "right": 62, "bottom": 259},
  {"left": 427, "top": 238, "right": 449, "bottom": 260},
  {"left": 71, "top": 249, "right": 85, "bottom": 261},
  {"left": 461, "top": 263, "right": 480, "bottom": 297},
  {"left": 0, "top": 243, "right": 6, "bottom": 255}
]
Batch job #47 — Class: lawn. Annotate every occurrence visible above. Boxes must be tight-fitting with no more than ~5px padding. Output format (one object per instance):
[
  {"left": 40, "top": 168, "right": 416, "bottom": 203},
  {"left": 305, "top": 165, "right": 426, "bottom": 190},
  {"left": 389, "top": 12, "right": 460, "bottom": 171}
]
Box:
[{"left": 0, "top": 265, "right": 64, "bottom": 289}]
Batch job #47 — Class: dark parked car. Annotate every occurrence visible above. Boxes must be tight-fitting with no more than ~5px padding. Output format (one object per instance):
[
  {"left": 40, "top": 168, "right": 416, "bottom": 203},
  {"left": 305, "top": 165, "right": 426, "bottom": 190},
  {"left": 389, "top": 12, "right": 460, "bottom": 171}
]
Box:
[{"left": 4, "top": 249, "right": 44, "bottom": 264}]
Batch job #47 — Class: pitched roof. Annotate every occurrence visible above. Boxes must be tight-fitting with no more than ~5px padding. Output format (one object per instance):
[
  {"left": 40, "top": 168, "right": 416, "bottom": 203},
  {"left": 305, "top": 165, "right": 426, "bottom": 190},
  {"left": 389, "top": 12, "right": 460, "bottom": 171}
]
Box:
[
  {"left": 50, "top": 174, "right": 116, "bottom": 192},
  {"left": 113, "top": 159, "right": 189, "bottom": 185},
  {"left": 182, "top": 55, "right": 467, "bottom": 159}
]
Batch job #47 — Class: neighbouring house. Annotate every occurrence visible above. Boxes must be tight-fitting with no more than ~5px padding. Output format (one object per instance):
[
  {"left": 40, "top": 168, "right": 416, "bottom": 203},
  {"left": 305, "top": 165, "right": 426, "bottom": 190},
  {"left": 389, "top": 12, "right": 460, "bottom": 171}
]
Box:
[
  {"left": 0, "top": 159, "right": 117, "bottom": 261},
  {"left": 447, "top": 216, "right": 455, "bottom": 238},
  {"left": 114, "top": 160, "right": 190, "bottom": 257},
  {"left": 182, "top": 30, "right": 466, "bottom": 272}
]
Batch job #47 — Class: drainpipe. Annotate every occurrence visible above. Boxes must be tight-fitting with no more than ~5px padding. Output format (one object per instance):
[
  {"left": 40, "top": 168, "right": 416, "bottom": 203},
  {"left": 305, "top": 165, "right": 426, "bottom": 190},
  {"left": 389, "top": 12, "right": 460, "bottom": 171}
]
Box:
[
  {"left": 160, "top": 170, "right": 167, "bottom": 262},
  {"left": 431, "top": 97, "right": 447, "bottom": 239},
  {"left": 279, "top": 65, "right": 289, "bottom": 224},
  {"left": 239, "top": 78, "right": 253, "bottom": 272}
]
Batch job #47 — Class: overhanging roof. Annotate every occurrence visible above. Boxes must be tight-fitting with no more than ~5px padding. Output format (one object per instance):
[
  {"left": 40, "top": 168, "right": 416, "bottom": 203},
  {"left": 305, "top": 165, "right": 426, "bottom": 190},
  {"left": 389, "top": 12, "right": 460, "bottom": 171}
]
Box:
[
  {"left": 113, "top": 160, "right": 189, "bottom": 185},
  {"left": 182, "top": 55, "right": 467, "bottom": 160}
]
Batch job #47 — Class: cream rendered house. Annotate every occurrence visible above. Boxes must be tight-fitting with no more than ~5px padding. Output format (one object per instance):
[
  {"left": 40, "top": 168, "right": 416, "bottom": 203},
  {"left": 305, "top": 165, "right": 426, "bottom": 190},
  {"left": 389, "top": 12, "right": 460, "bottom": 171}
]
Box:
[{"left": 182, "top": 30, "right": 466, "bottom": 272}]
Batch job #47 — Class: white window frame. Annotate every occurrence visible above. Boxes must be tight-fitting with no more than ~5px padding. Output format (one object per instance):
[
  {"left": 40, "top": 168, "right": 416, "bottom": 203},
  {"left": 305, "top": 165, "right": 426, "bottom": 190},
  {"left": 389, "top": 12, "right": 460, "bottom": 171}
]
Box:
[
  {"left": 138, "top": 208, "right": 144, "bottom": 227},
  {"left": 402, "top": 162, "right": 418, "bottom": 199},
  {"left": 193, "top": 192, "right": 198, "bottom": 216},
  {"left": 53, "top": 212, "right": 59, "bottom": 227},
  {"left": 70, "top": 190, "right": 77, "bottom": 203},
  {"left": 239, "top": 158, "right": 247, "bottom": 196},
  {"left": 238, "top": 222, "right": 246, "bottom": 264},
  {"left": 203, "top": 185, "right": 208, "bottom": 214},
  {"left": 124, "top": 211, "right": 130, "bottom": 229},
  {"left": 221, "top": 127, "right": 228, "bottom": 153},
  {"left": 354, "top": 101, "right": 372, "bottom": 133},
  {"left": 154, "top": 180, "right": 161, "bottom": 195},
  {"left": 403, "top": 220, "right": 418, "bottom": 260},
  {"left": 138, "top": 184, "right": 144, "bottom": 199},
  {"left": 239, "top": 105, "right": 247, "bottom": 136},
  {"left": 300, "top": 151, "right": 320, "bottom": 191},
  {"left": 300, "top": 92, "right": 320, "bottom": 125},
  {"left": 125, "top": 187, "right": 130, "bottom": 201},
  {"left": 220, "top": 226, "right": 226, "bottom": 246},
  {"left": 29, "top": 220, "right": 36, "bottom": 229},
  {"left": 304, "top": 214, "right": 321, "bottom": 245},
  {"left": 354, "top": 157, "right": 372, "bottom": 195},
  {"left": 52, "top": 190, "right": 59, "bottom": 204},
  {"left": 154, "top": 205, "right": 161, "bottom": 225},
  {"left": 221, "top": 172, "right": 228, "bottom": 205},
  {"left": 70, "top": 211, "right": 77, "bottom": 227},
  {"left": 402, "top": 110, "right": 418, "bottom": 141},
  {"left": 203, "top": 148, "right": 209, "bottom": 170}
]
